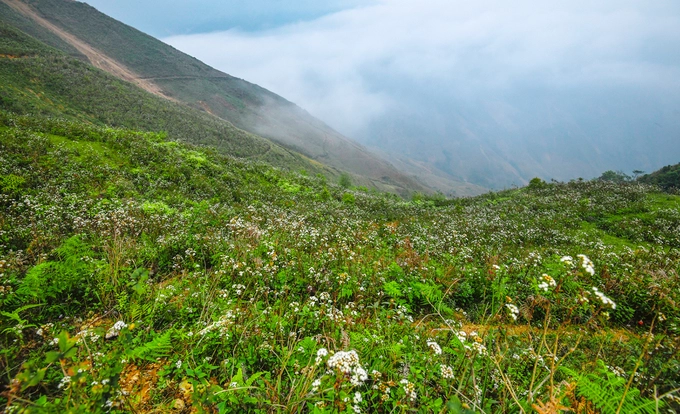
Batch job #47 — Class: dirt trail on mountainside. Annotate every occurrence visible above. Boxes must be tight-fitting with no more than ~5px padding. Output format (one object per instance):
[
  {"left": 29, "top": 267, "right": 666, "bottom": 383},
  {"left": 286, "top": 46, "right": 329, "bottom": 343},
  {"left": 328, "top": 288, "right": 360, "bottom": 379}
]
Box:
[{"left": 2, "top": 0, "right": 176, "bottom": 101}]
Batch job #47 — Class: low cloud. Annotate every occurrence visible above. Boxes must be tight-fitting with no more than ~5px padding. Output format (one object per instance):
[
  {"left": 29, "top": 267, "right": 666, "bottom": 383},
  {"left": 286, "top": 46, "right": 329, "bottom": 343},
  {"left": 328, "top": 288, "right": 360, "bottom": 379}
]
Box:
[{"left": 164, "top": 0, "right": 680, "bottom": 138}]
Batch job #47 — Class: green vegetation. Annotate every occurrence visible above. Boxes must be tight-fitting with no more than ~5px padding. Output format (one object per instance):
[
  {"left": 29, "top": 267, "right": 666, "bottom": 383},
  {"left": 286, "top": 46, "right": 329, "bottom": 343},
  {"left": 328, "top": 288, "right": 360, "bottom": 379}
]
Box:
[
  {"left": 1, "top": 111, "right": 679, "bottom": 412},
  {"left": 339, "top": 172, "right": 352, "bottom": 189},
  {"left": 1, "top": 5, "right": 679, "bottom": 412},
  {"left": 0, "top": 1, "right": 85, "bottom": 59},
  {"left": 0, "top": 21, "right": 340, "bottom": 183},
  {"left": 638, "top": 163, "right": 680, "bottom": 192}
]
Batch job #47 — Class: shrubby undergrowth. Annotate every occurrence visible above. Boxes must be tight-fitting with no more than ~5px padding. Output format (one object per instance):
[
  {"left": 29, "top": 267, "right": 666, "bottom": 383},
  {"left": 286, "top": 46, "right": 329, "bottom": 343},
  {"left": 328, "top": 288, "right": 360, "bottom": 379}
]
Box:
[{"left": 1, "top": 112, "right": 679, "bottom": 413}]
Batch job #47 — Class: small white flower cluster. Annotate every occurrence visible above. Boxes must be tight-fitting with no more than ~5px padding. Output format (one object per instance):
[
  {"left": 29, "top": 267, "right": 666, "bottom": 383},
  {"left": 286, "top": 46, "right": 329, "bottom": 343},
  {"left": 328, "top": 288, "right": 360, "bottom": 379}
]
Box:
[
  {"left": 311, "top": 378, "right": 322, "bottom": 392},
  {"left": 592, "top": 287, "right": 616, "bottom": 309},
  {"left": 232, "top": 284, "right": 246, "bottom": 296},
  {"left": 526, "top": 251, "right": 543, "bottom": 267},
  {"left": 105, "top": 320, "right": 128, "bottom": 339},
  {"left": 35, "top": 323, "right": 53, "bottom": 339},
  {"left": 468, "top": 332, "right": 488, "bottom": 355},
  {"left": 505, "top": 303, "right": 519, "bottom": 321},
  {"left": 352, "top": 392, "right": 363, "bottom": 413},
  {"left": 538, "top": 274, "right": 557, "bottom": 292},
  {"left": 400, "top": 379, "right": 417, "bottom": 401},
  {"left": 394, "top": 305, "right": 413, "bottom": 323},
  {"left": 57, "top": 375, "right": 71, "bottom": 389},
  {"left": 197, "top": 310, "right": 235, "bottom": 337},
  {"left": 608, "top": 365, "right": 626, "bottom": 378},
  {"left": 560, "top": 255, "right": 573, "bottom": 266},
  {"left": 427, "top": 340, "right": 442, "bottom": 355},
  {"left": 327, "top": 350, "right": 368, "bottom": 386},
  {"left": 577, "top": 254, "right": 595, "bottom": 276},
  {"left": 456, "top": 330, "right": 467, "bottom": 344},
  {"left": 440, "top": 364, "right": 454, "bottom": 379},
  {"left": 315, "top": 348, "right": 328, "bottom": 365},
  {"left": 76, "top": 328, "right": 101, "bottom": 344}
]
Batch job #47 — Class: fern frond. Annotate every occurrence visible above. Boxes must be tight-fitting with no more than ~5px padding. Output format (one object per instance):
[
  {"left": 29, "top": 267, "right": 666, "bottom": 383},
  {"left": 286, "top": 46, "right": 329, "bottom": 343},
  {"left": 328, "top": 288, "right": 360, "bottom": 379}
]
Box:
[
  {"left": 561, "top": 361, "right": 661, "bottom": 414},
  {"left": 128, "top": 330, "right": 173, "bottom": 361}
]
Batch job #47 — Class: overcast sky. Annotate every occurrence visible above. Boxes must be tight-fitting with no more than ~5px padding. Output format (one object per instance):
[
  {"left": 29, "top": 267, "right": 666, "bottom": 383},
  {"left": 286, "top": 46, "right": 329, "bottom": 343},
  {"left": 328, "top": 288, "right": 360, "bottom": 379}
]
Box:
[{"left": 86, "top": 0, "right": 680, "bottom": 157}]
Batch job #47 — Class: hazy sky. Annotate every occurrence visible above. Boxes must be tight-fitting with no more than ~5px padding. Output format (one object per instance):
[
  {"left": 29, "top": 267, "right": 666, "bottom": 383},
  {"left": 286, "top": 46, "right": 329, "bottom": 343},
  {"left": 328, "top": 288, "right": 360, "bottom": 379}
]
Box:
[
  {"left": 86, "top": 0, "right": 680, "bottom": 180},
  {"left": 85, "top": 0, "right": 370, "bottom": 36}
]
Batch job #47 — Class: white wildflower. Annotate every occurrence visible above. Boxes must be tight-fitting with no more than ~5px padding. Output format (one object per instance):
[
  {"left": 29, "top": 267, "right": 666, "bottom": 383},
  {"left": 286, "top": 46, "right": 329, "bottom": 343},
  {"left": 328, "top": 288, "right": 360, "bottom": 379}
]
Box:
[
  {"left": 577, "top": 254, "right": 595, "bottom": 276},
  {"left": 315, "top": 348, "right": 328, "bottom": 364},
  {"left": 427, "top": 340, "right": 442, "bottom": 355},
  {"left": 311, "top": 378, "right": 321, "bottom": 392},
  {"left": 57, "top": 375, "right": 71, "bottom": 389},
  {"left": 505, "top": 303, "right": 519, "bottom": 321},
  {"left": 105, "top": 320, "right": 128, "bottom": 339},
  {"left": 327, "top": 350, "right": 368, "bottom": 386},
  {"left": 538, "top": 274, "right": 557, "bottom": 292},
  {"left": 592, "top": 287, "right": 616, "bottom": 309},
  {"left": 560, "top": 255, "right": 573, "bottom": 266},
  {"left": 440, "top": 364, "right": 454, "bottom": 379},
  {"left": 400, "top": 379, "right": 417, "bottom": 401}
]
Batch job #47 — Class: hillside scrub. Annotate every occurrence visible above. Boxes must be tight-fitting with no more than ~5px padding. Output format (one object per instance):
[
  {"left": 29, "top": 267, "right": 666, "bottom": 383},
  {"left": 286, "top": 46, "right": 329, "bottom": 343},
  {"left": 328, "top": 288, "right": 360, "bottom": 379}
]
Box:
[
  {"left": 1, "top": 112, "right": 679, "bottom": 412},
  {"left": 638, "top": 164, "right": 680, "bottom": 193}
]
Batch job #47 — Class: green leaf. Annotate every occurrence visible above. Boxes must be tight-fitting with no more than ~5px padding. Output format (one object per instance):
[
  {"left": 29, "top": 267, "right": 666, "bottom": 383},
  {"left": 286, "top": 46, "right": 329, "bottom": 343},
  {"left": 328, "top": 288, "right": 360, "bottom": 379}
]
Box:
[
  {"left": 45, "top": 351, "right": 62, "bottom": 364},
  {"left": 246, "top": 371, "right": 263, "bottom": 387},
  {"left": 26, "top": 368, "right": 46, "bottom": 387}
]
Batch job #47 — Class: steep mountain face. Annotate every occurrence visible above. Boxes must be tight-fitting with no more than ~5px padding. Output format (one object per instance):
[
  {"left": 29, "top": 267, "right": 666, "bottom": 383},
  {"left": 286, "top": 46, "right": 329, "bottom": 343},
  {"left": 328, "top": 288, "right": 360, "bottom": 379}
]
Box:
[{"left": 0, "top": 0, "right": 484, "bottom": 196}]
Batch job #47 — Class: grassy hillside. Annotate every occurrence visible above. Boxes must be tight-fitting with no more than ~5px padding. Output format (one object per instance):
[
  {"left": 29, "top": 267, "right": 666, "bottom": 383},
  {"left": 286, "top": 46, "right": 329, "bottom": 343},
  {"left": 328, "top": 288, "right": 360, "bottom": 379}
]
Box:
[
  {"left": 0, "top": 0, "right": 474, "bottom": 196},
  {"left": 0, "top": 0, "right": 84, "bottom": 59},
  {"left": 0, "top": 21, "right": 337, "bottom": 175},
  {"left": 1, "top": 111, "right": 679, "bottom": 412}
]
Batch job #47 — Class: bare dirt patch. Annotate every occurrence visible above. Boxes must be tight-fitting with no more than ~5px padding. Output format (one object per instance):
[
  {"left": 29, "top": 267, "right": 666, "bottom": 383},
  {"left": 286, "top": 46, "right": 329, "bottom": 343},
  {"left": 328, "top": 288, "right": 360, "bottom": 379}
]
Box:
[{"left": 2, "top": 0, "right": 176, "bottom": 101}]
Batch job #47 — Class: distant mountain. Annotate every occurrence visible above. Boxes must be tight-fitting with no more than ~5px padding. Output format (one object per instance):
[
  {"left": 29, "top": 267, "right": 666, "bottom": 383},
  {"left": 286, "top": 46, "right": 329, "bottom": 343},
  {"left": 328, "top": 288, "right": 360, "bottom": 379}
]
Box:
[
  {"left": 0, "top": 0, "right": 484, "bottom": 196},
  {"left": 359, "top": 79, "right": 680, "bottom": 190}
]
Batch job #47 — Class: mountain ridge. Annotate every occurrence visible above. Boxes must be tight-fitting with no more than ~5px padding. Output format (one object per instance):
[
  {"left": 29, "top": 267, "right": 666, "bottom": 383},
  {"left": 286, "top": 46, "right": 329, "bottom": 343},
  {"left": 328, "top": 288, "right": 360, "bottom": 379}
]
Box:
[{"left": 0, "top": 0, "right": 485, "bottom": 196}]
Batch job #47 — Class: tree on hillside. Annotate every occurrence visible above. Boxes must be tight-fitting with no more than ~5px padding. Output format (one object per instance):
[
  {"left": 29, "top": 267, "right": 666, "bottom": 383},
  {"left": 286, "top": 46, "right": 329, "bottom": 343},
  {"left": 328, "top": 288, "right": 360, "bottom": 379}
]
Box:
[
  {"left": 632, "top": 170, "right": 645, "bottom": 179},
  {"left": 597, "top": 170, "right": 631, "bottom": 183}
]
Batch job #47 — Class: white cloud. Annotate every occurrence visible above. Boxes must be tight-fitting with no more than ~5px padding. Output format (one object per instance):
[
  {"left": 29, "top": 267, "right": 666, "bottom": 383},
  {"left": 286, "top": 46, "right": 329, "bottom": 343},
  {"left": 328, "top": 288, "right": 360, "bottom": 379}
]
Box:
[{"left": 163, "top": 0, "right": 680, "bottom": 137}]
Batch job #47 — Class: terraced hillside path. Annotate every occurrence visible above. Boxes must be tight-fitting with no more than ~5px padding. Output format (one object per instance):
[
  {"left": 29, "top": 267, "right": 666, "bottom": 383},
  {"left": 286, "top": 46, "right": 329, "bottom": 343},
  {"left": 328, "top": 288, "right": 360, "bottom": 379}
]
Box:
[{"left": 1, "top": 0, "right": 177, "bottom": 101}]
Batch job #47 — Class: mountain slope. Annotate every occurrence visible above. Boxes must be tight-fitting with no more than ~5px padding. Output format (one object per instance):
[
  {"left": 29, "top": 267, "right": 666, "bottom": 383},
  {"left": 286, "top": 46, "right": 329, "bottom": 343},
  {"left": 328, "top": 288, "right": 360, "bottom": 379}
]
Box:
[
  {"left": 0, "top": 21, "right": 339, "bottom": 175},
  {"left": 0, "top": 0, "right": 483, "bottom": 195}
]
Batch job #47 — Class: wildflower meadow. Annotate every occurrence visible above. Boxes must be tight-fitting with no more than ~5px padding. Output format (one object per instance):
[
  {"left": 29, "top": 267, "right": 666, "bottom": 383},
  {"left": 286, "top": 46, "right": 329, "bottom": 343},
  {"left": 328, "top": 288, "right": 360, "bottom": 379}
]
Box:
[{"left": 1, "top": 111, "right": 679, "bottom": 412}]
